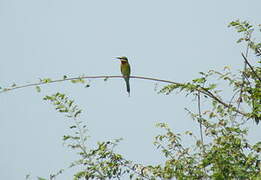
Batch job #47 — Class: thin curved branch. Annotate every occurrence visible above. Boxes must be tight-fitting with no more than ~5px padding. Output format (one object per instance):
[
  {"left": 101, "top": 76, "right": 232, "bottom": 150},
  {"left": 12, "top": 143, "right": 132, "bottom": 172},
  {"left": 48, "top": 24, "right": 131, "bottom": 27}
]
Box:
[
  {"left": 199, "top": 86, "right": 247, "bottom": 116},
  {"left": 0, "top": 75, "right": 181, "bottom": 93},
  {"left": 241, "top": 53, "right": 261, "bottom": 82},
  {"left": 0, "top": 75, "right": 247, "bottom": 117}
]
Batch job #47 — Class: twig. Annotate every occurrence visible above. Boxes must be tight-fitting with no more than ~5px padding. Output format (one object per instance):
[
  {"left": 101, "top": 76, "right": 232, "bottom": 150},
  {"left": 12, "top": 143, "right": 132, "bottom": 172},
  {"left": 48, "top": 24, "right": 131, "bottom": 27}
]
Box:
[
  {"left": 200, "top": 86, "right": 247, "bottom": 116},
  {"left": 237, "top": 43, "right": 250, "bottom": 112},
  {"left": 241, "top": 53, "right": 261, "bottom": 82},
  {"left": 229, "top": 89, "right": 240, "bottom": 106},
  {"left": 197, "top": 92, "right": 204, "bottom": 145},
  {"left": 234, "top": 38, "right": 251, "bottom": 123}
]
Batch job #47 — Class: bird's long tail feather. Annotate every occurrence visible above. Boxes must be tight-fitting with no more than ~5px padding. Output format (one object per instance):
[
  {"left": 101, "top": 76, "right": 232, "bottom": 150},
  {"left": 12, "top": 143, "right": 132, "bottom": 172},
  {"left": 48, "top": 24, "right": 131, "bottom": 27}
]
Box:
[{"left": 124, "top": 77, "right": 130, "bottom": 95}]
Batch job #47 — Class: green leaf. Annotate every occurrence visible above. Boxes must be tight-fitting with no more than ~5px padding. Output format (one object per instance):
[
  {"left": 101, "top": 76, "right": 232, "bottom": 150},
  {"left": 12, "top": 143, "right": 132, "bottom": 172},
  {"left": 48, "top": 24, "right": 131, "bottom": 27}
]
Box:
[
  {"left": 193, "top": 77, "right": 206, "bottom": 84},
  {"left": 35, "top": 86, "right": 41, "bottom": 93},
  {"left": 63, "top": 135, "right": 71, "bottom": 141},
  {"left": 71, "top": 79, "right": 85, "bottom": 84},
  {"left": 41, "top": 78, "right": 52, "bottom": 83},
  {"left": 208, "top": 84, "right": 217, "bottom": 90},
  {"left": 37, "top": 177, "right": 47, "bottom": 180}
]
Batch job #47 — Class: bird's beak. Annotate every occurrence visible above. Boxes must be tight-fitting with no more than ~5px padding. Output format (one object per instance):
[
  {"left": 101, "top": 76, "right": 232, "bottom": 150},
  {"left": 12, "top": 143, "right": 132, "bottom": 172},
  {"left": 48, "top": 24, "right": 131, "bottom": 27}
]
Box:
[{"left": 113, "top": 57, "right": 121, "bottom": 60}]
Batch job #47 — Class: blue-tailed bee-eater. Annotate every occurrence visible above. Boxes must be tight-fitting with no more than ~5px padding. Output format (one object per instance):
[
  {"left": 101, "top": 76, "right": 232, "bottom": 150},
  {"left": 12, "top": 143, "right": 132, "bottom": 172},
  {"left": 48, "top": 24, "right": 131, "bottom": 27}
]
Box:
[{"left": 116, "top": 56, "right": 131, "bottom": 96}]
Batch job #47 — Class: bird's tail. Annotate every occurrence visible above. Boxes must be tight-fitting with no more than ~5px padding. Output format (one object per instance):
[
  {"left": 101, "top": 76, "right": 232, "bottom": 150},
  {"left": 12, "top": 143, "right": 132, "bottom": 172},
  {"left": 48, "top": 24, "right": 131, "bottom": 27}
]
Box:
[{"left": 124, "top": 77, "right": 130, "bottom": 95}]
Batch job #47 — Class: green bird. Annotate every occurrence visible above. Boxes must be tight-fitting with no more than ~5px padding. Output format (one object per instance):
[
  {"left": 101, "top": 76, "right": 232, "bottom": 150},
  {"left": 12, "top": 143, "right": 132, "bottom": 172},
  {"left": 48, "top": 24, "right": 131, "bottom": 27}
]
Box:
[{"left": 116, "top": 56, "right": 131, "bottom": 96}]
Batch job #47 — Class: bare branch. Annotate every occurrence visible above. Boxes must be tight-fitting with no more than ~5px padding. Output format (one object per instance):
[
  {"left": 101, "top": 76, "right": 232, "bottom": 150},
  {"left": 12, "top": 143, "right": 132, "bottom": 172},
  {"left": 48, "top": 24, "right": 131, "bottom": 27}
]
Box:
[{"left": 0, "top": 75, "right": 248, "bottom": 117}]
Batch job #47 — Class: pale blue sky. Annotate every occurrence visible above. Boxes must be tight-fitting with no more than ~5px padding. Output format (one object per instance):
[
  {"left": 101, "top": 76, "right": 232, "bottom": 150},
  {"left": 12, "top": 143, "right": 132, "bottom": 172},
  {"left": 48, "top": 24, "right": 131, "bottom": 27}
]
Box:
[{"left": 0, "top": 0, "right": 260, "bottom": 179}]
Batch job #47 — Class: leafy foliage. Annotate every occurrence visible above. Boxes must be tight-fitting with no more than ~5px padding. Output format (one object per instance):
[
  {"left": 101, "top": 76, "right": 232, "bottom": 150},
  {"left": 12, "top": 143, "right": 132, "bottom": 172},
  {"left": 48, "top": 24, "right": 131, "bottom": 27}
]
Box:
[
  {"left": 40, "top": 93, "right": 151, "bottom": 180},
  {"left": 149, "top": 121, "right": 260, "bottom": 179}
]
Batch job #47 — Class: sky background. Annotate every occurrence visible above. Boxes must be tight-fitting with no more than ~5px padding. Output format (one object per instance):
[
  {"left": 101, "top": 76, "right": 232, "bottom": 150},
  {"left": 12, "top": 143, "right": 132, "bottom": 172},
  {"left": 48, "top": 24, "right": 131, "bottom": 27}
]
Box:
[{"left": 0, "top": 0, "right": 260, "bottom": 179}]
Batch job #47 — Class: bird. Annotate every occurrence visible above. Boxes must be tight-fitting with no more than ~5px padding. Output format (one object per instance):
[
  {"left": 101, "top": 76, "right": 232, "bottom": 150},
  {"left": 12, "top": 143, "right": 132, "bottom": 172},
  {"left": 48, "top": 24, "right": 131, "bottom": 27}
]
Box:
[{"left": 116, "top": 56, "right": 131, "bottom": 96}]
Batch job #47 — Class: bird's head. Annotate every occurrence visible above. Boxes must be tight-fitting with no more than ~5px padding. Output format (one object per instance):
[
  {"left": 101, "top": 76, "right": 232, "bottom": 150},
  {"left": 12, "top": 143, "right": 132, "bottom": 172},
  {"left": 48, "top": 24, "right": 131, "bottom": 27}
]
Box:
[{"left": 116, "top": 56, "right": 128, "bottom": 63}]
